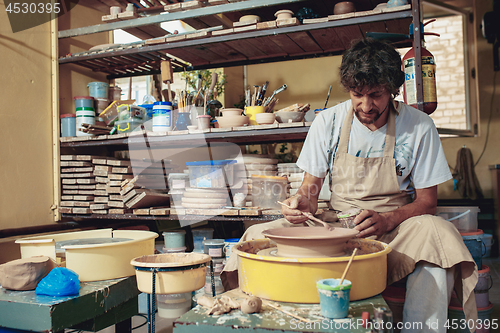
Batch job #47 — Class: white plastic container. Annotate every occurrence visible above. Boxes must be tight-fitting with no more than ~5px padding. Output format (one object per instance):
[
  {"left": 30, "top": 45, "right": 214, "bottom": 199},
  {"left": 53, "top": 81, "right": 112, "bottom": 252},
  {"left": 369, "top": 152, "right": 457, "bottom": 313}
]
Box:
[
  {"left": 75, "top": 108, "right": 95, "bottom": 137},
  {"left": 157, "top": 292, "right": 191, "bottom": 319},
  {"left": 435, "top": 206, "right": 480, "bottom": 232},
  {"left": 152, "top": 101, "right": 173, "bottom": 132}
]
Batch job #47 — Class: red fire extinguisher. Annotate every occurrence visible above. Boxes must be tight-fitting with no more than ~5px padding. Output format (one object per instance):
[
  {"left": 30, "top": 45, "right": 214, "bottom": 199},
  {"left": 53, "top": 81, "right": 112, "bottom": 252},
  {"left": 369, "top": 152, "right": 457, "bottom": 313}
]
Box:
[{"left": 403, "top": 20, "right": 440, "bottom": 115}]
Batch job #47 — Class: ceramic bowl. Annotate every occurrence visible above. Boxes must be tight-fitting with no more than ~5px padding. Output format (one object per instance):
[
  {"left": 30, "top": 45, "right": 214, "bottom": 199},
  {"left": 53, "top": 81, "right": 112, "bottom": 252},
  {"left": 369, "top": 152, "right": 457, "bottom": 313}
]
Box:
[
  {"left": 334, "top": 1, "right": 356, "bottom": 15},
  {"left": 216, "top": 115, "right": 249, "bottom": 128},
  {"left": 219, "top": 108, "right": 243, "bottom": 117},
  {"left": 275, "top": 9, "right": 293, "bottom": 20},
  {"left": 255, "top": 112, "right": 276, "bottom": 125},
  {"left": 187, "top": 125, "right": 198, "bottom": 131},
  {"left": 274, "top": 110, "right": 305, "bottom": 123},
  {"left": 240, "top": 15, "right": 260, "bottom": 22}
]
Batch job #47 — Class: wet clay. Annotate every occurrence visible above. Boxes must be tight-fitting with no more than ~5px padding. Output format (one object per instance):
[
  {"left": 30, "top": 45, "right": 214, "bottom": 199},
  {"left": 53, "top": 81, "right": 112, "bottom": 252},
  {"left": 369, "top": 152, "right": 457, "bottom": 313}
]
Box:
[
  {"left": 198, "top": 295, "right": 241, "bottom": 315},
  {"left": 262, "top": 227, "right": 359, "bottom": 258},
  {"left": 240, "top": 296, "right": 262, "bottom": 314}
]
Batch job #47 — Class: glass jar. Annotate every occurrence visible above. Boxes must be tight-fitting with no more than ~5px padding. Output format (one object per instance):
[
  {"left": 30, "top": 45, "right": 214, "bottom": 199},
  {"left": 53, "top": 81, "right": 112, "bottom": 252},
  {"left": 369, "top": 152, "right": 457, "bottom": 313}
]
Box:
[{"left": 175, "top": 112, "right": 191, "bottom": 131}]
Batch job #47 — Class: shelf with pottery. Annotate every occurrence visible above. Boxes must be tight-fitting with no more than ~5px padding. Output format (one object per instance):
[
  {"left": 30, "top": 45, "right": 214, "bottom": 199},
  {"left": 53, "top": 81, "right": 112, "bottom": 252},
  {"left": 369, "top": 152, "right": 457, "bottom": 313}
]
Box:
[
  {"left": 59, "top": 122, "right": 312, "bottom": 148},
  {"left": 58, "top": 0, "right": 413, "bottom": 77}
]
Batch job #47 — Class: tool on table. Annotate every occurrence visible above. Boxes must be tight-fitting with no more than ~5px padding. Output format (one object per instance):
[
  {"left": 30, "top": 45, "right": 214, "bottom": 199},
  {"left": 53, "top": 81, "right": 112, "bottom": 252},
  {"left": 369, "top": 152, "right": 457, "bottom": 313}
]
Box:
[
  {"left": 160, "top": 60, "right": 174, "bottom": 102},
  {"left": 324, "top": 85, "right": 332, "bottom": 109},
  {"left": 263, "top": 301, "right": 317, "bottom": 324},
  {"left": 339, "top": 248, "right": 357, "bottom": 285},
  {"left": 277, "top": 201, "right": 333, "bottom": 230},
  {"left": 264, "top": 84, "right": 287, "bottom": 106}
]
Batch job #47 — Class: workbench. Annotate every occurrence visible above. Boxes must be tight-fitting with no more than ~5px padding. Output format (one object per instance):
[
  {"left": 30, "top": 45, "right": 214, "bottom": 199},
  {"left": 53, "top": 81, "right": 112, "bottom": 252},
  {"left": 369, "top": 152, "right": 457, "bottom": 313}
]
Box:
[
  {"left": 174, "top": 290, "right": 390, "bottom": 333},
  {"left": 0, "top": 275, "right": 139, "bottom": 332}
]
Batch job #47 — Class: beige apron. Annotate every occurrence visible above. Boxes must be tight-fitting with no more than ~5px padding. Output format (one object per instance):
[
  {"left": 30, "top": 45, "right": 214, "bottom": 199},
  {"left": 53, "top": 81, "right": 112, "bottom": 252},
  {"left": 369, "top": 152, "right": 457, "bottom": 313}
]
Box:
[
  {"left": 223, "top": 107, "right": 477, "bottom": 326},
  {"left": 330, "top": 108, "right": 478, "bottom": 325}
]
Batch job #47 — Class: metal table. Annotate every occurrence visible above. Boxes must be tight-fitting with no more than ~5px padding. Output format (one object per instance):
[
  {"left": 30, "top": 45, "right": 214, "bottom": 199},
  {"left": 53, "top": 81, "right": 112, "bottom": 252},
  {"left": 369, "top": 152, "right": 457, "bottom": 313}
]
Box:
[
  {"left": 0, "top": 276, "right": 139, "bottom": 332},
  {"left": 174, "top": 289, "right": 391, "bottom": 333}
]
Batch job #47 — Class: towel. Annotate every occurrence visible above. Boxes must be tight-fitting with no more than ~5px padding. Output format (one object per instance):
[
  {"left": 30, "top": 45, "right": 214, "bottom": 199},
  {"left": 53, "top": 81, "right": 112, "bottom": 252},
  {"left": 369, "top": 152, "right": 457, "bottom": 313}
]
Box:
[{"left": 452, "top": 147, "right": 484, "bottom": 200}]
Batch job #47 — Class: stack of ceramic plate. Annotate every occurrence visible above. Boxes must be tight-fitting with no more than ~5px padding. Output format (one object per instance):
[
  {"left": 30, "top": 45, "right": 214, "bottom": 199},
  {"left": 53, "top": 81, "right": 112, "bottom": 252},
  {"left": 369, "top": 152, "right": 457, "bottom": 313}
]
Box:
[
  {"left": 235, "top": 154, "right": 279, "bottom": 206},
  {"left": 277, "top": 163, "right": 303, "bottom": 197},
  {"left": 180, "top": 187, "right": 231, "bottom": 209}
]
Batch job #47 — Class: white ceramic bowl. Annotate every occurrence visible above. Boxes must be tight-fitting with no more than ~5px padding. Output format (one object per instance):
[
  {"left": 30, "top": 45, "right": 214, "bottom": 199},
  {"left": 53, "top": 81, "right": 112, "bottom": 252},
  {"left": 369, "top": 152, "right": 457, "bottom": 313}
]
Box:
[
  {"left": 274, "top": 110, "right": 305, "bottom": 123},
  {"left": 216, "top": 115, "right": 249, "bottom": 128},
  {"left": 255, "top": 112, "right": 276, "bottom": 125},
  {"left": 219, "top": 108, "right": 243, "bottom": 117}
]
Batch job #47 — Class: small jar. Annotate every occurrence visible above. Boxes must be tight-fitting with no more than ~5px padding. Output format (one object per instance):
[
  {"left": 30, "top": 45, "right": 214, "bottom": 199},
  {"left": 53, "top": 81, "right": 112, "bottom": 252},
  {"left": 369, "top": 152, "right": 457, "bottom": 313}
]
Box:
[
  {"left": 152, "top": 101, "right": 173, "bottom": 132},
  {"left": 60, "top": 114, "right": 76, "bottom": 137},
  {"left": 197, "top": 115, "right": 211, "bottom": 130}
]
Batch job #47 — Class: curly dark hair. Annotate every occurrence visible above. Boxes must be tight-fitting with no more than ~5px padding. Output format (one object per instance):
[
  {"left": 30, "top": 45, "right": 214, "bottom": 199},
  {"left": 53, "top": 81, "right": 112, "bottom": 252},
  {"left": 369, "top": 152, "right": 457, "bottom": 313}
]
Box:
[{"left": 339, "top": 38, "right": 405, "bottom": 97}]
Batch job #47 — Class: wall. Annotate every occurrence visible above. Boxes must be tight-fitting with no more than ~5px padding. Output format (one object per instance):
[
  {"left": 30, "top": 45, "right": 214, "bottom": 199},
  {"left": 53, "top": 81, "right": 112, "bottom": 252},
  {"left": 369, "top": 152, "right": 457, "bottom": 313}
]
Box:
[{"left": 0, "top": 5, "right": 54, "bottom": 230}]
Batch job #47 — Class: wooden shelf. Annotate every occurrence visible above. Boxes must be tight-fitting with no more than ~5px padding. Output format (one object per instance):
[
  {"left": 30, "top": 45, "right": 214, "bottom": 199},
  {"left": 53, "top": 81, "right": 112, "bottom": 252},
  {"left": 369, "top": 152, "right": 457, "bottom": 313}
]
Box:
[
  {"left": 62, "top": 213, "right": 282, "bottom": 222},
  {"left": 59, "top": 1, "right": 413, "bottom": 78},
  {"left": 60, "top": 125, "right": 311, "bottom": 148}
]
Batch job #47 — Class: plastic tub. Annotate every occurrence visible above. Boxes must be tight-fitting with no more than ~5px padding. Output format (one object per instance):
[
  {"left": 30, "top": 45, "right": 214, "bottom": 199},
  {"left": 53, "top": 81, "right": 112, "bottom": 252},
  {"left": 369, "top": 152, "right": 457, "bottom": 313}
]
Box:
[
  {"left": 108, "top": 85, "right": 122, "bottom": 101},
  {"left": 186, "top": 160, "right": 236, "bottom": 188},
  {"left": 115, "top": 119, "right": 144, "bottom": 133},
  {"left": 481, "top": 233, "right": 494, "bottom": 257},
  {"left": 168, "top": 173, "right": 189, "bottom": 190},
  {"left": 447, "top": 303, "right": 493, "bottom": 333},
  {"left": 87, "top": 81, "right": 109, "bottom": 99},
  {"left": 60, "top": 114, "right": 76, "bottom": 137},
  {"left": 203, "top": 239, "right": 225, "bottom": 258},
  {"left": 163, "top": 230, "right": 186, "bottom": 249},
  {"left": 192, "top": 228, "right": 214, "bottom": 253},
  {"left": 76, "top": 109, "right": 95, "bottom": 137},
  {"left": 435, "top": 206, "right": 480, "bottom": 232},
  {"left": 157, "top": 292, "right": 191, "bottom": 319},
  {"left": 475, "top": 265, "right": 493, "bottom": 292},
  {"left": 251, "top": 175, "right": 288, "bottom": 210},
  {"left": 74, "top": 96, "right": 94, "bottom": 109},
  {"left": 224, "top": 238, "right": 240, "bottom": 258},
  {"left": 461, "top": 229, "right": 485, "bottom": 269}
]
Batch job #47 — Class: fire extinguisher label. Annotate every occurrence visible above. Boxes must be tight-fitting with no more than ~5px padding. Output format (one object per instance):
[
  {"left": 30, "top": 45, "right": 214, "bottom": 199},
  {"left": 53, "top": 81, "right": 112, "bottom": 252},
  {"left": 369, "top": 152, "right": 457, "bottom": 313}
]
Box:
[{"left": 404, "top": 56, "right": 437, "bottom": 105}]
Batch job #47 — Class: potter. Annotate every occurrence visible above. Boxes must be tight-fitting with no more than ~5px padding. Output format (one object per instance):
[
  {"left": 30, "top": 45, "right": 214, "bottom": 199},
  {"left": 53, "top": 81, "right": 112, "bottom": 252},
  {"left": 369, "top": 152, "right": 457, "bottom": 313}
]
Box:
[{"left": 223, "top": 38, "right": 477, "bottom": 333}]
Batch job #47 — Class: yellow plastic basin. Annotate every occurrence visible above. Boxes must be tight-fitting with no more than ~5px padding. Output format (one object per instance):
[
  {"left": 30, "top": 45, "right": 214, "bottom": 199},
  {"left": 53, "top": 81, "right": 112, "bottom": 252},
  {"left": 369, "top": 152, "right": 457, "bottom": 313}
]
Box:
[
  {"left": 131, "top": 253, "right": 211, "bottom": 294},
  {"left": 235, "top": 238, "right": 391, "bottom": 303}
]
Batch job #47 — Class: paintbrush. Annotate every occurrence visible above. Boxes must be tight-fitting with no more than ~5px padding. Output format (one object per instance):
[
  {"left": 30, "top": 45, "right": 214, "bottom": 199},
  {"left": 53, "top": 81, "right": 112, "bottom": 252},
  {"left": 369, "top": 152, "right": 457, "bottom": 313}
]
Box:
[{"left": 324, "top": 85, "right": 332, "bottom": 109}]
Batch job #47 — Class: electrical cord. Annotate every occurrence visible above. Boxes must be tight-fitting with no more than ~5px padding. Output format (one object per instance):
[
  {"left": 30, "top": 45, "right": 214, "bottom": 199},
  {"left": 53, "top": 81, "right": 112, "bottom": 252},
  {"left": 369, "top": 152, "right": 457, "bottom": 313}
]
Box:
[{"left": 474, "top": 71, "right": 498, "bottom": 167}]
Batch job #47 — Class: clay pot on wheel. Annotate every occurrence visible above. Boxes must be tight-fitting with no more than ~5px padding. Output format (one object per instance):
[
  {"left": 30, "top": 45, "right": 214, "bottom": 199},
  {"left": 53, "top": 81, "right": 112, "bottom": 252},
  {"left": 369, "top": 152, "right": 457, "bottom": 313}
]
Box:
[{"left": 334, "top": 1, "right": 356, "bottom": 15}]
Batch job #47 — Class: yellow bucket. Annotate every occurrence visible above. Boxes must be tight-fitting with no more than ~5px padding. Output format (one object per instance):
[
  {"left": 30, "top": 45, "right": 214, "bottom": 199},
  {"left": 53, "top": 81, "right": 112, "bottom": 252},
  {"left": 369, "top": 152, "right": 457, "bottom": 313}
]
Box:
[{"left": 235, "top": 238, "right": 391, "bottom": 303}]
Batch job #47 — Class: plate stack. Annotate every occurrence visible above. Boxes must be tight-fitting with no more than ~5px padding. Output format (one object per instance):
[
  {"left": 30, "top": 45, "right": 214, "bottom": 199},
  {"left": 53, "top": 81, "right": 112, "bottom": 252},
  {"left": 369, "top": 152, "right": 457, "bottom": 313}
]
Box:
[
  {"left": 277, "top": 163, "right": 304, "bottom": 198},
  {"left": 179, "top": 187, "right": 231, "bottom": 209},
  {"left": 236, "top": 154, "right": 279, "bottom": 206}
]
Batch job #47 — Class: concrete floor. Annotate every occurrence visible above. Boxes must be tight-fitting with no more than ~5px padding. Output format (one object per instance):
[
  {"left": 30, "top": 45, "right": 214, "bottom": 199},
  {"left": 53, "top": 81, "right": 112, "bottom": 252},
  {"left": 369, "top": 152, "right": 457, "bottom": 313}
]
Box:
[{"left": 87, "top": 258, "right": 500, "bottom": 333}]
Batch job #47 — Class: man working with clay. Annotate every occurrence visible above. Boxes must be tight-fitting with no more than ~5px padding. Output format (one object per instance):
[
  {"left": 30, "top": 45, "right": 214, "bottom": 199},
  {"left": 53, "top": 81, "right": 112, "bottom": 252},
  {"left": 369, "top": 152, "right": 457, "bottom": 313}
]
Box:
[{"left": 223, "top": 38, "right": 478, "bottom": 333}]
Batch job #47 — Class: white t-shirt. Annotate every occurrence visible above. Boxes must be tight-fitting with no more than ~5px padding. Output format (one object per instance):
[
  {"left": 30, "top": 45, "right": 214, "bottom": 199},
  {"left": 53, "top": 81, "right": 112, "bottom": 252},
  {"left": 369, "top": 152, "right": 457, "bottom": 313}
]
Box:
[{"left": 296, "top": 100, "right": 452, "bottom": 193}]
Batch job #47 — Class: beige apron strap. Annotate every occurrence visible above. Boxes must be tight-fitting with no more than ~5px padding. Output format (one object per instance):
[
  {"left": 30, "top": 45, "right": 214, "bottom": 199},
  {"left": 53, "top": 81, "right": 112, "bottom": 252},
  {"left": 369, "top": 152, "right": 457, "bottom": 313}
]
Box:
[
  {"left": 384, "top": 107, "right": 396, "bottom": 158},
  {"left": 337, "top": 109, "right": 354, "bottom": 154}
]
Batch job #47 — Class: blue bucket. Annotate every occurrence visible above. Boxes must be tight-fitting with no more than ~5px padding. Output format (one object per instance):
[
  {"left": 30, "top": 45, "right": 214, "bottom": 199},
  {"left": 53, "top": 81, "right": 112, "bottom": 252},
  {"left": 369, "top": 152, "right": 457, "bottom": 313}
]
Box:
[
  {"left": 461, "top": 230, "right": 486, "bottom": 269},
  {"left": 317, "top": 279, "right": 352, "bottom": 319},
  {"left": 87, "top": 81, "right": 109, "bottom": 99}
]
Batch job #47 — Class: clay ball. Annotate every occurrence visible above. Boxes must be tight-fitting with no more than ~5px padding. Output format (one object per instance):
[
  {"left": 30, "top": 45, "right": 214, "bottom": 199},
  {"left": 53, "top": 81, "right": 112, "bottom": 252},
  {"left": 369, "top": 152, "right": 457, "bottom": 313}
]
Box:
[{"left": 240, "top": 296, "right": 262, "bottom": 314}]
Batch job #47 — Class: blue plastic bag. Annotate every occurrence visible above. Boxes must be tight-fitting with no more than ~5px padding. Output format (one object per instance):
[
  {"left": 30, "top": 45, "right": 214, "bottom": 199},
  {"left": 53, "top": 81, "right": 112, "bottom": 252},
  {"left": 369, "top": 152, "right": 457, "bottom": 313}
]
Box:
[{"left": 35, "top": 267, "right": 80, "bottom": 296}]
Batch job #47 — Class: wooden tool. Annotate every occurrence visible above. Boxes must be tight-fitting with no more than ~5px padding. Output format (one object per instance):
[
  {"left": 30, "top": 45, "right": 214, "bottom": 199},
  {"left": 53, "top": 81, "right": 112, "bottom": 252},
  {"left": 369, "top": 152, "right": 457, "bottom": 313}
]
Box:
[
  {"left": 339, "top": 248, "right": 358, "bottom": 285},
  {"left": 263, "top": 301, "right": 317, "bottom": 324},
  {"left": 161, "top": 60, "right": 174, "bottom": 102},
  {"left": 277, "top": 201, "right": 333, "bottom": 230}
]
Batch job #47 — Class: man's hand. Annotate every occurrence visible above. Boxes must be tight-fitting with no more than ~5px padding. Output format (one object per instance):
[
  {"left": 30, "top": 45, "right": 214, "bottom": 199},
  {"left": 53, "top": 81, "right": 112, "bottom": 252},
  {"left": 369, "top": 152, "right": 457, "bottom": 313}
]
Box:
[
  {"left": 353, "top": 210, "right": 393, "bottom": 238},
  {"left": 281, "top": 195, "right": 312, "bottom": 224}
]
